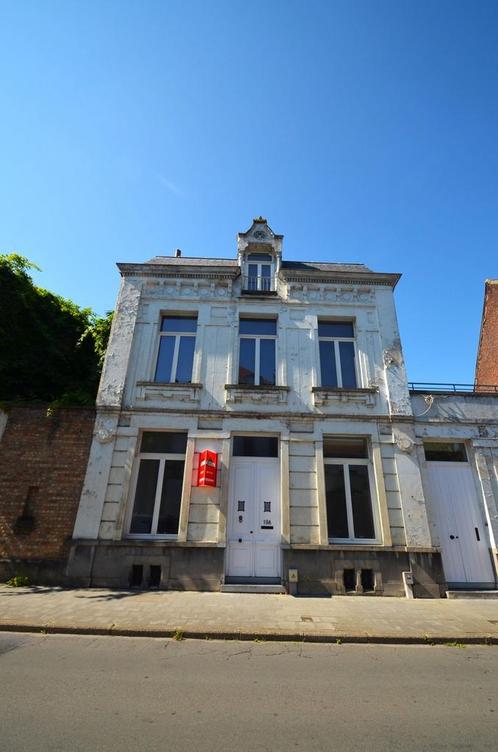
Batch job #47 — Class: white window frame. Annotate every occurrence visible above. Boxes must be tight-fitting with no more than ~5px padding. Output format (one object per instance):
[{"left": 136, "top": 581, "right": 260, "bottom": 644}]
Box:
[
  {"left": 244, "top": 253, "right": 276, "bottom": 292},
  {"left": 155, "top": 316, "right": 197, "bottom": 383},
  {"left": 324, "top": 453, "right": 378, "bottom": 543},
  {"left": 318, "top": 321, "right": 358, "bottom": 388},
  {"left": 247, "top": 261, "right": 274, "bottom": 291},
  {"left": 239, "top": 319, "right": 277, "bottom": 386},
  {"left": 126, "top": 447, "right": 186, "bottom": 539}
]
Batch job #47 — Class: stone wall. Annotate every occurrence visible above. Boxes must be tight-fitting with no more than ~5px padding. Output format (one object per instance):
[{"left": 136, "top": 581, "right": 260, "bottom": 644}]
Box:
[
  {"left": 282, "top": 549, "right": 444, "bottom": 597},
  {"left": 0, "top": 406, "right": 95, "bottom": 583},
  {"left": 67, "top": 541, "right": 224, "bottom": 590}
]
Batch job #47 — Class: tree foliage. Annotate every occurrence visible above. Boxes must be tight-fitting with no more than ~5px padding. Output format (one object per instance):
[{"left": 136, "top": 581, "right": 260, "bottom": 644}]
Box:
[{"left": 0, "top": 254, "right": 113, "bottom": 404}]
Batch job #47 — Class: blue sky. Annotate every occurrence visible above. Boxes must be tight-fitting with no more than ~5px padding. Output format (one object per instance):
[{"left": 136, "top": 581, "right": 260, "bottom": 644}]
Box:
[{"left": 1, "top": 0, "right": 497, "bottom": 383}]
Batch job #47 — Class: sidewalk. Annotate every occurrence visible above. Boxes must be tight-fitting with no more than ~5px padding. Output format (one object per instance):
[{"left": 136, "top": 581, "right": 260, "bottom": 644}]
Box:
[{"left": 1, "top": 585, "right": 498, "bottom": 643}]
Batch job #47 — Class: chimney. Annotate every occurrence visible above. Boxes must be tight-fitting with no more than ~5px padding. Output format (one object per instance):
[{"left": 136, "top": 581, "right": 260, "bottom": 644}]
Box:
[
  {"left": 475, "top": 279, "right": 498, "bottom": 388},
  {"left": 175, "top": 249, "right": 182, "bottom": 258}
]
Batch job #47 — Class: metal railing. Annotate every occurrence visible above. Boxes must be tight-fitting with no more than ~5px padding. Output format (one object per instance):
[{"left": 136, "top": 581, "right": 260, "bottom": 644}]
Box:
[
  {"left": 409, "top": 382, "right": 498, "bottom": 393},
  {"left": 242, "top": 275, "right": 276, "bottom": 293}
]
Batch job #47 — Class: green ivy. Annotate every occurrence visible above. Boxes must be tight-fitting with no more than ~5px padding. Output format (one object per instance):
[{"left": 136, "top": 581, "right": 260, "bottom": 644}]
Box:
[{"left": 0, "top": 254, "right": 113, "bottom": 405}]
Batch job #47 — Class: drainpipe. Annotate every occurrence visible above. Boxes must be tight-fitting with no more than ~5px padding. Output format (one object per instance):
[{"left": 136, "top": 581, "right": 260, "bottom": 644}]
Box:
[{"left": 88, "top": 543, "right": 97, "bottom": 588}]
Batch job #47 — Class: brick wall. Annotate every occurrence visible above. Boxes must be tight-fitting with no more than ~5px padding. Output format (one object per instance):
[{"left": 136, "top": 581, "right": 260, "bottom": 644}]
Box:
[
  {"left": 476, "top": 280, "right": 498, "bottom": 387},
  {"left": 0, "top": 406, "right": 95, "bottom": 582}
]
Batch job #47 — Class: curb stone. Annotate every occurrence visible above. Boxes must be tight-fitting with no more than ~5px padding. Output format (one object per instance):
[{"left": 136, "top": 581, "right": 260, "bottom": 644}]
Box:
[{"left": 0, "top": 622, "right": 496, "bottom": 645}]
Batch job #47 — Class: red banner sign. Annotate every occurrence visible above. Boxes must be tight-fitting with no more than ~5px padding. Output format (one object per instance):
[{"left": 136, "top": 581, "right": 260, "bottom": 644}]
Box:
[{"left": 197, "top": 449, "right": 218, "bottom": 487}]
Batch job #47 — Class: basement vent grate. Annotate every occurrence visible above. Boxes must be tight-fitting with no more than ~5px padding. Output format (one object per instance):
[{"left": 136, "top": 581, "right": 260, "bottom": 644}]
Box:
[
  {"left": 361, "top": 569, "right": 374, "bottom": 592},
  {"left": 130, "top": 564, "right": 143, "bottom": 588},
  {"left": 343, "top": 569, "right": 356, "bottom": 592},
  {"left": 149, "top": 565, "right": 161, "bottom": 588}
]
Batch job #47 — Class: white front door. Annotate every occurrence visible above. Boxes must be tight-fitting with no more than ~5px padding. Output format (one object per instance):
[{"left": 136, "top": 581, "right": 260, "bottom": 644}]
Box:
[
  {"left": 226, "top": 458, "right": 281, "bottom": 579},
  {"left": 425, "top": 462, "right": 495, "bottom": 587}
]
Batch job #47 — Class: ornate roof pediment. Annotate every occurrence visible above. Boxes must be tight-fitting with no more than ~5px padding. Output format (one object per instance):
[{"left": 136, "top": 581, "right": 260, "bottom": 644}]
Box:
[{"left": 237, "top": 217, "right": 283, "bottom": 266}]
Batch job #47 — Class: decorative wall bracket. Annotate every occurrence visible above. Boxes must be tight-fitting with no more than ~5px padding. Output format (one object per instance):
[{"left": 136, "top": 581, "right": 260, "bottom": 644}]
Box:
[
  {"left": 383, "top": 347, "right": 403, "bottom": 367},
  {"left": 94, "top": 416, "right": 118, "bottom": 444},
  {"left": 394, "top": 432, "right": 415, "bottom": 453}
]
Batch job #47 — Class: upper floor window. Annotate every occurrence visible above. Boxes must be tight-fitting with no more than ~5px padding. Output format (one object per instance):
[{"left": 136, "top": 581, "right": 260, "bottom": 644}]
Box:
[
  {"left": 324, "top": 437, "right": 376, "bottom": 542},
  {"left": 155, "top": 316, "right": 197, "bottom": 383},
  {"left": 129, "top": 431, "right": 187, "bottom": 537},
  {"left": 243, "top": 253, "right": 275, "bottom": 292},
  {"left": 238, "top": 318, "right": 276, "bottom": 386},
  {"left": 318, "top": 321, "right": 357, "bottom": 388}
]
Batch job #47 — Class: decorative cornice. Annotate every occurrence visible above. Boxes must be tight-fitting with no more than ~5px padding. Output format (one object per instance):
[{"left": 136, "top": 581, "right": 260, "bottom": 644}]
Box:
[
  {"left": 117, "top": 263, "right": 399, "bottom": 288},
  {"left": 118, "top": 262, "right": 239, "bottom": 281},
  {"left": 286, "top": 286, "right": 375, "bottom": 303},
  {"left": 283, "top": 273, "right": 400, "bottom": 288}
]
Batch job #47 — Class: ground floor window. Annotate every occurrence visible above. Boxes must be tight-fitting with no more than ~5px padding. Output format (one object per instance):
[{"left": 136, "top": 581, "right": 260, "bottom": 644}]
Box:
[
  {"left": 324, "top": 437, "right": 376, "bottom": 541},
  {"left": 129, "top": 431, "right": 187, "bottom": 536},
  {"left": 424, "top": 442, "right": 467, "bottom": 462},
  {"left": 233, "top": 435, "right": 278, "bottom": 457}
]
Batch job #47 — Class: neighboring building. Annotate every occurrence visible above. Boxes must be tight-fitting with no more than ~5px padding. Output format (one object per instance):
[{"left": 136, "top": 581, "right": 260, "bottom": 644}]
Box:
[
  {"left": 411, "top": 391, "right": 498, "bottom": 592},
  {"left": 66, "top": 219, "right": 498, "bottom": 596},
  {"left": 475, "top": 279, "right": 498, "bottom": 388}
]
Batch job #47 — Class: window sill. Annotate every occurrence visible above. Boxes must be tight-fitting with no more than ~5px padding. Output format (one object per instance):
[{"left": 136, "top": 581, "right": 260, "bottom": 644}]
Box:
[
  {"left": 328, "top": 538, "right": 379, "bottom": 546},
  {"left": 119, "top": 537, "right": 223, "bottom": 548},
  {"left": 284, "top": 543, "right": 440, "bottom": 554},
  {"left": 312, "top": 386, "right": 378, "bottom": 407},
  {"left": 136, "top": 381, "right": 202, "bottom": 403},
  {"left": 225, "top": 384, "right": 290, "bottom": 404},
  {"left": 126, "top": 533, "right": 178, "bottom": 541},
  {"left": 284, "top": 542, "right": 384, "bottom": 551},
  {"left": 240, "top": 289, "right": 278, "bottom": 297}
]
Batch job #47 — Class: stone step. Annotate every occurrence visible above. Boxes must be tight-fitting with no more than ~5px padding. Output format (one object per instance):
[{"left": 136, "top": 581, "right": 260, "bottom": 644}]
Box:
[
  {"left": 220, "top": 584, "right": 287, "bottom": 594},
  {"left": 446, "top": 590, "right": 498, "bottom": 599}
]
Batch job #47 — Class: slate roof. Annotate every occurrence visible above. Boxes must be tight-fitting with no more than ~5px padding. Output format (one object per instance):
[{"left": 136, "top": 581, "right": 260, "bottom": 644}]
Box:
[
  {"left": 281, "top": 261, "right": 373, "bottom": 273},
  {"left": 147, "top": 256, "right": 373, "bottom": 273},
  {"left": 148, "top": 256, "right": 238, "bottom": 266}
]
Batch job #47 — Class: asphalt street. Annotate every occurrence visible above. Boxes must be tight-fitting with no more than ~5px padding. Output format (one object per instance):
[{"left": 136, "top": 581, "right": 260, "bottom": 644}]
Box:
[{"left": 0, "top": 633, "right": 497, "bottom": 751}]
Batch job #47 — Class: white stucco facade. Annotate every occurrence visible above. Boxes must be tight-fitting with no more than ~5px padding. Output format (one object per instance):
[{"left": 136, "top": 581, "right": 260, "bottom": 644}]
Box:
[{"left": 68, "top": 219, "right": 497, "bottom": 596}]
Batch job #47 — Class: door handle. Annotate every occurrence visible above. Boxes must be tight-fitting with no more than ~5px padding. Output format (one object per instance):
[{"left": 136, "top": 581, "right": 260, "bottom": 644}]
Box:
[{"left": 475, "top": 527, "right": 480, "bottom": 542}]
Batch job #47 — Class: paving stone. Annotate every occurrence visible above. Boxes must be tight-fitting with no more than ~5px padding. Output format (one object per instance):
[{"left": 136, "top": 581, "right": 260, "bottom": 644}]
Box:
[{"left": 0, "top": 585, "right": 497, "bottom": 643}]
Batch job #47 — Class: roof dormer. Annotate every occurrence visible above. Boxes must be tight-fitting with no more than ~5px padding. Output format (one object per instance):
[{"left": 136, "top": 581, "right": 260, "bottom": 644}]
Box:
[{"left": 237, "top": 217, "right": 282, "bottom": 294}]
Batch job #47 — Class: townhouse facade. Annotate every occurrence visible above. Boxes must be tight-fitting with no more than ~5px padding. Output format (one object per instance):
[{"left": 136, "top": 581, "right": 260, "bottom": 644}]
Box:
[{"left": 66, "top": 219, "right": 498, "bottom": 596}]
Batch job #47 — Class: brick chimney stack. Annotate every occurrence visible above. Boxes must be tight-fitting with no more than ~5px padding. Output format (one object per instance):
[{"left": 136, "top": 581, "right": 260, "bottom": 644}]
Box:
[{"left": 475, "top": 280, "right": 498, "bottom": 387}]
